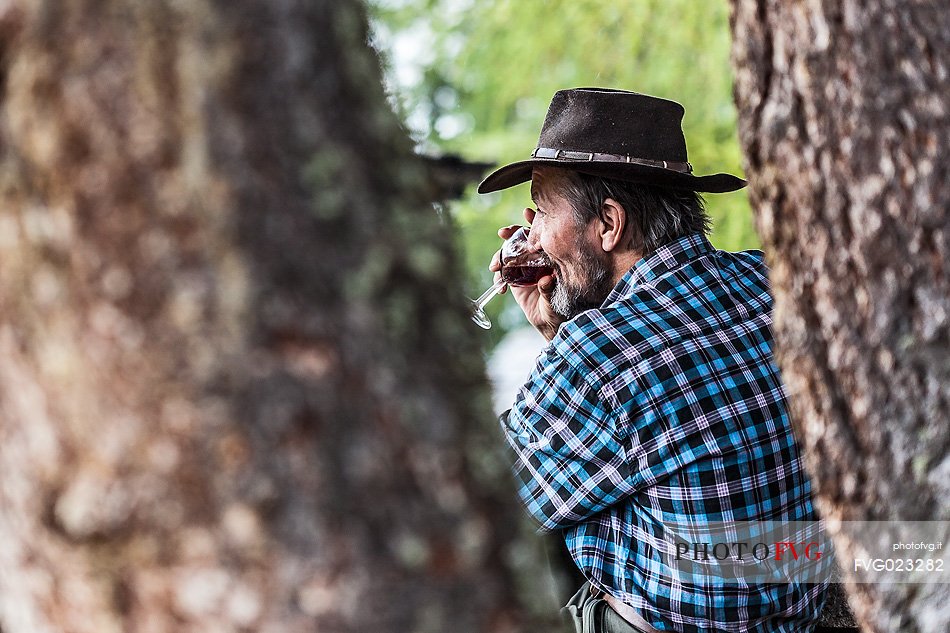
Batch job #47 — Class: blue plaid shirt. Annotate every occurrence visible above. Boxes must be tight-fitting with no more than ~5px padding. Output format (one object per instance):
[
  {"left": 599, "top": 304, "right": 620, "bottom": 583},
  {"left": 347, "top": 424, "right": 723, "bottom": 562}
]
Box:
[{"left": 501, "top": 234, "right": 826, "bottom": 632}]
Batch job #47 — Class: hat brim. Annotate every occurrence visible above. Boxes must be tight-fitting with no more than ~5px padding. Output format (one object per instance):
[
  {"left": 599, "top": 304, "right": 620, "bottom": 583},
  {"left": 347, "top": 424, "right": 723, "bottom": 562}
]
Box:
[{"left": 476, "top": 158, "right": 746, "bottom": 194}]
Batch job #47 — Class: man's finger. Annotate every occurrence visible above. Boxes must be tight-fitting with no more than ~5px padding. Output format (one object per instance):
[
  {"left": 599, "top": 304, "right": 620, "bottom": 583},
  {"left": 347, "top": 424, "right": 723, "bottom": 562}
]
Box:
[
  {"left": 497, "top": 224, "right": 522, "bottom": 239},
  {"left": 537, "top": 274, "right": 555, "bottom": 298},
  {"left": 495, "top": 271, "right": 508, "bottom": 294},
  {"left": 489, "top": 249, "right": 502, "bottom": 271}
]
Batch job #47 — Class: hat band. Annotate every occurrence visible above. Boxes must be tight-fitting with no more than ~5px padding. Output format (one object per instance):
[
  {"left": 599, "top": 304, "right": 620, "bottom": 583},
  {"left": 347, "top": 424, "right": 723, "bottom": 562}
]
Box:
[{"left": 532, "top": 147, "right": 692, "bottom": 174}]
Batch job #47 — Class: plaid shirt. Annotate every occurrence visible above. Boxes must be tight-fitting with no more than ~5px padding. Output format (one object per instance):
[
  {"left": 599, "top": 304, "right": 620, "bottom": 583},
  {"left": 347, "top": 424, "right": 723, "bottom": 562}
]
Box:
[{"left": 500, "top": 234, "right": 826, "bottom": 632}]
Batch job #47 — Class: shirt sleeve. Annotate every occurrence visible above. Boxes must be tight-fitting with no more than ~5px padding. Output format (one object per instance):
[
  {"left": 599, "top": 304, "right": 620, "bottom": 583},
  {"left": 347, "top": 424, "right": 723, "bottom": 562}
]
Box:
[{"left": 500, "top": 346, "right": 634, "bottom": 532}]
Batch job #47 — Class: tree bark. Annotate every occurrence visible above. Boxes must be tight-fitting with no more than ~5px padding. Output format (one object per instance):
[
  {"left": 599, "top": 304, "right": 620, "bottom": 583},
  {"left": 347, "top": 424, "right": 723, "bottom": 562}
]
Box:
[
  {"left": 0, "top": 2, "right": 539, "bottom": 632},
  {"left": 730, "top": 2, "right": 950, "bottom": 632}
]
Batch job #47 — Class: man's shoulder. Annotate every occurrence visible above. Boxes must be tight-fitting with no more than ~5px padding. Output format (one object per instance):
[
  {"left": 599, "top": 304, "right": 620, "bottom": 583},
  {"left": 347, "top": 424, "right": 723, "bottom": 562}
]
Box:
[
  {"left": 548, "top": 303, "right": 656, "bottom": 383},
  {"left": 719, "top": 246, "right": 770, "bottom": 281},
  {"left": 549, "top": 245, "right": 775, "bottom": 377},
  {"left": 726, "top": 246, "right": 769, "bottom": 273},
  {"left": 555, "top": 301, "right": 651, "bottom": 344}
]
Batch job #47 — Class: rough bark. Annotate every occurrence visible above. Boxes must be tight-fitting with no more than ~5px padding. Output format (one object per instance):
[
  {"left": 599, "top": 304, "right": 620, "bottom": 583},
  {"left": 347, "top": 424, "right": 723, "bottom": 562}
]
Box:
[
  {"left": 730, "top": 2, "right": 950, "bottom": 632},
  {"left": 0, "top": 2, "right": 540, "bottom": 632}
]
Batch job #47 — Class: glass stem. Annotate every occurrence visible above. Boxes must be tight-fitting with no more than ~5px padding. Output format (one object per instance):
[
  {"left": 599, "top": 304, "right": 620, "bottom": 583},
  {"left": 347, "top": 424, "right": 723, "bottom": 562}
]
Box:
[{"left": 473, "top": 279, "right": 507, "bottom": 312}]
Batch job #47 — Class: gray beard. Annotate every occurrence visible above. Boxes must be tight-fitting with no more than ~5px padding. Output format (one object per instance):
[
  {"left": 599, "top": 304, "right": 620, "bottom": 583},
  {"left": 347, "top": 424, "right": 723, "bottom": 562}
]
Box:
[{"left": 550, "top": 250, "right": 613, "bottom": 320}]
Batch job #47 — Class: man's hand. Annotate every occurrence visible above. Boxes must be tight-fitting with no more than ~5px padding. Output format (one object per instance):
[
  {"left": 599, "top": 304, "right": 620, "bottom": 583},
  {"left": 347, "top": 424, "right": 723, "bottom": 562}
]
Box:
[{"left": 489, "top": 221, "right": 565, "bottom": 341}]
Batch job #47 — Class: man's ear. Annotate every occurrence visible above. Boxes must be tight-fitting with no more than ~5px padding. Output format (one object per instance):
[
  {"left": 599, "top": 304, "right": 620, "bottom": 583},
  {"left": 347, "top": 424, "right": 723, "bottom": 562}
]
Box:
[{"left": 599, "top": 198, "right": 627, "bottom": 252}]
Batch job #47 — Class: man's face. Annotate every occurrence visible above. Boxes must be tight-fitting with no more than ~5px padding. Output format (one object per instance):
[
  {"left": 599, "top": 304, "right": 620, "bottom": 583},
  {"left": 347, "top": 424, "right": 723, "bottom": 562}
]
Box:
[{"left": 529, "top": 169, "right": 615, "bottom": 319}]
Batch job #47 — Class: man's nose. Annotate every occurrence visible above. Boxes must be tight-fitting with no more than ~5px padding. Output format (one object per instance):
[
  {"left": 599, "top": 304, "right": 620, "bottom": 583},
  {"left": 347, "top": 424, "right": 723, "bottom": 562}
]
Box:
[
  {"left": 526, "top": 226, "right": 541, "bottom": 250},
  {"left": 523, "top": 210, "right": 540, "bottom": 248}
]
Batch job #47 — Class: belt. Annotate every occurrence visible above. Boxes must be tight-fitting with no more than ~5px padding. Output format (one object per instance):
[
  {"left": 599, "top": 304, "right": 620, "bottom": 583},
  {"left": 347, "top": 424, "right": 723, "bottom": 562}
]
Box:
[{"left": 593, "top": 588, "right": 662, "bottom": 633}]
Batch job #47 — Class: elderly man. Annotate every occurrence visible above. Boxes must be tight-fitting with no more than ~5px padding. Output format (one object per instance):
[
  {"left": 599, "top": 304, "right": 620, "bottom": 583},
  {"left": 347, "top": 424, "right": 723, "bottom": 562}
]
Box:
[{"left": 480, "top": 88, "right": 827, "bottom": 632}]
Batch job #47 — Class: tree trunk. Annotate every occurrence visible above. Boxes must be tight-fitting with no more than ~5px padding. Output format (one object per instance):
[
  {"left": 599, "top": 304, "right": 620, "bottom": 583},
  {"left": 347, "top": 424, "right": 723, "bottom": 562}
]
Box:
[
  {"left": 730, "top": 2, "right": 950, "bottom": 632},
  {"left": 0, "top": 2, "right": 539, "bottom": 632}
]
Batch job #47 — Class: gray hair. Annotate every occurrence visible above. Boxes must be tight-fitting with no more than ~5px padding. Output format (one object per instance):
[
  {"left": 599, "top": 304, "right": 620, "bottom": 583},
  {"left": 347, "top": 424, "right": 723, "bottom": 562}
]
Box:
[{"left": 545, "top": 169, "right": 710, "bottom": 255}]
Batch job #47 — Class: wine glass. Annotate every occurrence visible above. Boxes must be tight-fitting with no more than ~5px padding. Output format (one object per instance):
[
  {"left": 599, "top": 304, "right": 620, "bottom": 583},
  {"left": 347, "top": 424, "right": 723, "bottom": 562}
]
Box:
[{"left": 471, "top": 226, "right": 554, "bottom": 329}]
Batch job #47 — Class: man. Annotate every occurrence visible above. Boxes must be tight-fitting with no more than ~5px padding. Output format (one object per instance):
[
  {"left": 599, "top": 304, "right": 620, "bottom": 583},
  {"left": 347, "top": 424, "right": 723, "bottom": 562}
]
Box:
[{"left": 479, "top": 88, "right": 827, "bottom": 632}]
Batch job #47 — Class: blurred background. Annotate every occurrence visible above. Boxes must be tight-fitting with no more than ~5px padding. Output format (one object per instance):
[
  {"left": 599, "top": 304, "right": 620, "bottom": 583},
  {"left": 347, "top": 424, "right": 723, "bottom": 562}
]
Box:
[
  {"left": 367, "top": 0, "right": 755, "bottom": 405},
  {"left": 0, "top": 2, "right": 940, "bottom": 630}
]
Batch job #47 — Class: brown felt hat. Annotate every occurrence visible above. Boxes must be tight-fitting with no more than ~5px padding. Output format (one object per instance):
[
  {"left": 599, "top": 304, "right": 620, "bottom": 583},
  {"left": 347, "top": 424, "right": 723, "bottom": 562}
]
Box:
[{"left": 477, "top": 88, "right": 746, "bottom": 194}]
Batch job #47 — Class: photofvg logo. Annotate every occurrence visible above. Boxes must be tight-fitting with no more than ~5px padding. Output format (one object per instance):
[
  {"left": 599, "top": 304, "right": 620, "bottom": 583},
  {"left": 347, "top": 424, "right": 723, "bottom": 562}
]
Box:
[
  {"left": 660, "top": 521, "right": 833, "bottom": 584},
  {"left": 674, "top": 540, "right": 824, "bottom": 562},
  {"left": 656, "top": 521, "right": 949, "bottom": 585}
]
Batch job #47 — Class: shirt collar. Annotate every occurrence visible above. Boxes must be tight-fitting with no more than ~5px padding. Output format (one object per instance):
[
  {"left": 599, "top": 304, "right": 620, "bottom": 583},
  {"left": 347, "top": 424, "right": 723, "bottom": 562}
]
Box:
[{"left": 602, "top": 233, "right": 716, "bottom": 306}]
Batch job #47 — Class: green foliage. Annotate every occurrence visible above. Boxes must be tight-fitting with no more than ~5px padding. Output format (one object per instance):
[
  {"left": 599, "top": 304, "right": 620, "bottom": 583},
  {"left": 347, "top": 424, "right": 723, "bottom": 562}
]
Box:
[{"left": 369, "top": 0, "right": 757, "bottom": 343}]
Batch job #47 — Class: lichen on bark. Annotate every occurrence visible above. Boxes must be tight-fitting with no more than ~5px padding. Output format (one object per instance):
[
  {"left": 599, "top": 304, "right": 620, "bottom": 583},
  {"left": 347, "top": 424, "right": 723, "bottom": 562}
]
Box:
[
  {"left": 0, "top": 2, "right": 539, "bottom": 632},
  {"left": 730, "top": 2, "right": 950, "bottom": 631}
]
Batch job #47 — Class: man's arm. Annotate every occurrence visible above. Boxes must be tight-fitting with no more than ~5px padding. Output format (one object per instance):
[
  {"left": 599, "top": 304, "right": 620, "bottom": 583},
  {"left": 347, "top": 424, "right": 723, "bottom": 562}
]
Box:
[{"left": 501, "top": 347, "right": 636, "bottom": 531}]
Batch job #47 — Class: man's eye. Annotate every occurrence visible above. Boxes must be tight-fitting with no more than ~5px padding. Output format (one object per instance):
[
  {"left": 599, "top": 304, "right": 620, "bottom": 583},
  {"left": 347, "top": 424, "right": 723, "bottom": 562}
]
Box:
[{"left": 533, "top": 207, "right": 545, "bottom": 216}]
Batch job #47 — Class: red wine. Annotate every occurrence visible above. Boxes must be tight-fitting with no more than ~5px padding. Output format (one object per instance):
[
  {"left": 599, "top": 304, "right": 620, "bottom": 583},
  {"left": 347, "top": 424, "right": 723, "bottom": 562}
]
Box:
[{"left": 501, "top": 261, "right": 554, "bottom": 286}]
